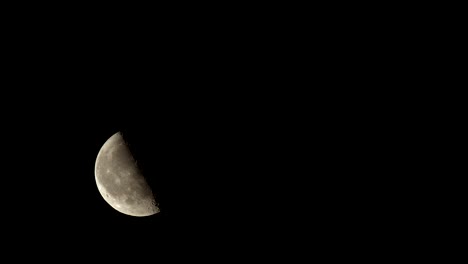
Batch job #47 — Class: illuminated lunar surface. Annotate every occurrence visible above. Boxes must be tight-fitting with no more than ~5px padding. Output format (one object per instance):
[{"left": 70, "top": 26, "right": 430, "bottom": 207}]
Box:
[{"left": 95, "top": 132, "right": 159, "bottom": 217}]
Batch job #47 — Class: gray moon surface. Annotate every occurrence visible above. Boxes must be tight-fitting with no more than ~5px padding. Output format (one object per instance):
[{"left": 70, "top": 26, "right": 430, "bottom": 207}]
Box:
[{"left": 95, "top": 132, "right": 160, "bottom": 217}]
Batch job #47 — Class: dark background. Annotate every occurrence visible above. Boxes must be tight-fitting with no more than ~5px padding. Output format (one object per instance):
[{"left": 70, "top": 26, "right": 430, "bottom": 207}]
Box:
[
  {"left": 2, "top": 50, "right": 307, "bottom": 259},
  {"left": 0, "top": 7, "right": 418, "bottom": 259}
]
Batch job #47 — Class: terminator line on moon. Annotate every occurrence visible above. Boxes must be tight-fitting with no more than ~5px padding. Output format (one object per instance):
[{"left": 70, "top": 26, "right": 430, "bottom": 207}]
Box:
[{"left": 95, "top": 132, "right": 160, "bottom": 217}]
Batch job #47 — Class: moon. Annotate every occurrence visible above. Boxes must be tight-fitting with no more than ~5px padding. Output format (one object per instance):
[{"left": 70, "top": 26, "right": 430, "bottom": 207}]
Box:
[{"left": 95, "top": 132, "right": 160, "bottom": 217}]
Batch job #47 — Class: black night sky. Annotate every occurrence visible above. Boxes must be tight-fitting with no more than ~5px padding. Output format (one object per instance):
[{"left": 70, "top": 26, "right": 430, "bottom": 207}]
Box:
[
  {"left": 0, "top": 3, "right": 435, "bottom": 260},
  {"left": 3, "top": 72, "right": 305, "bottom": 259},
  {"left": 2, "top": 12, "right": 323, "bottom": 260}
]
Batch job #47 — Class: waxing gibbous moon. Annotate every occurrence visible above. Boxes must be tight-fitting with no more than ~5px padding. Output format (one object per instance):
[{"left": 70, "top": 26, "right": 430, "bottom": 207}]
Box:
[{"left": 95, "top": 132, "right": 160, "bottom": 217}]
